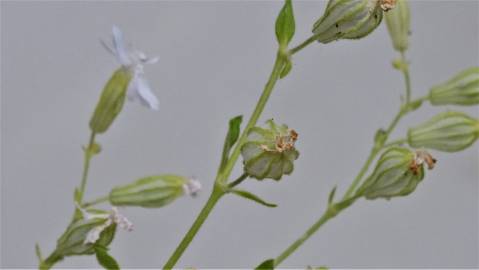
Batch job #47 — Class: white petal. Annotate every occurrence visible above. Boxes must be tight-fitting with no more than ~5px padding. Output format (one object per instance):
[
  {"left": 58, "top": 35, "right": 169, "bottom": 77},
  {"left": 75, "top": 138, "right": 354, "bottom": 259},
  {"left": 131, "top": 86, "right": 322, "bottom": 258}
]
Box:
[
  {"left": 112, "top": 25, "right": 132, "bottom": 66},
  {"left": 183, "top": 178, "right": 202, "bottom": 197},
  {"left": 128, "top": 71, "right": 159, "bottom": 110}
]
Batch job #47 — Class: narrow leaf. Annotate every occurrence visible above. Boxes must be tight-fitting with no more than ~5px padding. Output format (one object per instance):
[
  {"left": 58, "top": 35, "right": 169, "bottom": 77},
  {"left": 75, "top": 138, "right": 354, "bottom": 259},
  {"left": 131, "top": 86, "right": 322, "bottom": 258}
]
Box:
[
  {"left": 230, "top": 189, "right": 277, "bottom": 208},
  {"left": 328, "top": 186, "right": 337, "bottom": 205},
  {"left": 95, "top": 246, "right": 120, "bottom": 270},
  {"left": 219, "top": 115, "right": 243, "bottom": 171},
  {"left": 35, "top": 243, "right": 43, "bottom": 263},
  {"left": 256, "top": 258, "right": 275, "bottom": 270},
  {"left": 275, "top": 0, "right": 295, "bottom": 47},
  {"left": 279, "top": 59, "right": 293, "bottom": 79}
]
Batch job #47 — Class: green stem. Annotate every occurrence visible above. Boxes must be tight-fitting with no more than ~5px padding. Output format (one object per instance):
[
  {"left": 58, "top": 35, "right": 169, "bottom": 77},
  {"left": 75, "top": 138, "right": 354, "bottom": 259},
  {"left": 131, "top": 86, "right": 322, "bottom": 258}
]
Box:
[
  {"left": 82, "top": 195, "right": 109, "bottom": 207},
  {"left": 78, "top": 132, "right": 96, "bottom": 203},
  {"left": 228, "top": 173, "right": 249, "bottom": 189},
  {"left": 400, "top": 51, "right": 412, "bottom": 103},
  {"left": 163, "top": 52, "right": 286, "bottom": 269},
  {"left": 383, "top": 138, "right": 407, "bottom": 148},
  {"left": 163, "top": 186, "right": 224, "bottom": 269},
  {"left": 219, "top": 54, "right": 285, "bottom": 184},
  {"left": 275, "top": 197, "right": 358, "bottom": 266},
  {"left": 290, "top": 35, "right": 318, "bottom": 55},
  {"left": 39, "top": 250, "right": 63, "bottom": 270}
]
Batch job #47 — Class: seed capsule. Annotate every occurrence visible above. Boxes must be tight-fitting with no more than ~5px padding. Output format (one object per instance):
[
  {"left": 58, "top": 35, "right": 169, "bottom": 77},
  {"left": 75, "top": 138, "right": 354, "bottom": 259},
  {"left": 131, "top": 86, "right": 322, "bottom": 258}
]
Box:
[
  {"left": 429, "top": 67, "right": 479, "bottom": 106},
  {"left": 109, "top": 175, "right": 199, "bottom": 208},
  {"left": 312, "top": 0, "right": 385, "bottom": 43},
  {"left": 241, "top": 120, "right": 299, "bottom": 180},
  {"left": 358, "top": 147, "right": 434, "bottom": 200},
  {"left": 408, "top": 111, "right": 479, "bottom": 152}
]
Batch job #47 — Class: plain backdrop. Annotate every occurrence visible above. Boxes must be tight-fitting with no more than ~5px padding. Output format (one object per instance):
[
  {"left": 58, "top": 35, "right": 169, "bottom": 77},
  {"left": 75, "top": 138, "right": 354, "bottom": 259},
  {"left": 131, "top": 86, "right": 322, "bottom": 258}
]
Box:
[{"left": 1, "top": 0, "right": 478, "bottom": 268}]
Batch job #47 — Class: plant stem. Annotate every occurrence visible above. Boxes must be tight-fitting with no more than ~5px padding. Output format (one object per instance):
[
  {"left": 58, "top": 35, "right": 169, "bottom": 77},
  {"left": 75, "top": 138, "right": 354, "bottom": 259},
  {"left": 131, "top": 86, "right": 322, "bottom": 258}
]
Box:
[
  {"left": 218, "top": 54, "right": 285, "bottom": 184},
  {"left": 400, "top": 51, "right": 412, "bottom": 103},
  {"left": 39, "top": 250, "right": 63, "bottom": 270},
  {"left": 163, "top": 185, "right": 224, "bottom": 269},
  {"left": 269, "top": 63, "right": 422, "bottom": 267},
  {"left": 383, "top": 138, "right": 407, "bottom": 148},
  {"left": 78, "top": 132, "right": 96, "bottom": 203},
  {"left": 290, "top": 35, "right": 318, "bottom": 55},
  {"left": 163, "top": 52, "right": 285, "bottom": 269},
  {"left": 83, "top": 195, "right": 109, "bottom": 207},
  {"left": 228, "top": 173, "right": 249, "bottom": 188}
]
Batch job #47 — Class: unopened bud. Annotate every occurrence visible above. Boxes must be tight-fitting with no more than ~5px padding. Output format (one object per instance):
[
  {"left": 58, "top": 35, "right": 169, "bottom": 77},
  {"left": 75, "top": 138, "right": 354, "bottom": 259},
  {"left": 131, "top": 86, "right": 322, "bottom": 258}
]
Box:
[
  {"left": 109, "top": 175, "right": 199, "bottom": 208},
  {"left": 408, "top": 111, "right": 479, "bottom": 152},
  {"left": 429, "top": 67, "right": 479, "bottom": 106},
  {"left": 358, "top": 147, "right": 434, "bottom": 200},
  {"left": 89, "top": 68, "right": 132, "bottom": 134},
  {"left": 241, "top": 119, "right": 299, "bottom": 180},
  {"left": 385, "top": 0, "right": 410, "bottom": 52},
  {"left": 312, "top": 0, "right": 385, "bottom": 44}
]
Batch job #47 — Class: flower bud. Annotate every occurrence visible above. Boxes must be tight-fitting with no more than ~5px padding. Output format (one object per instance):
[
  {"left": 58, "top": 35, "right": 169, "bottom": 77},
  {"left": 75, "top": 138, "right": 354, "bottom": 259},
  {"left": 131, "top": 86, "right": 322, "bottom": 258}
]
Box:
[
  {"left": 408, "top": 111, "right": 479, "bottom": 152},
  {"left": 241, "top": 120, "right": 299, "bottom": 180},
  {"left": 109, "top": 175, "right": 200, "bottom": 208},
  {"left": 385, "top": 0, "right": 410, "bottom": 52},
  {"left": 89, "top": 68, "right": 132, "bottom": 134},
  {"left": 359, "top": 147, "right": 435, "bottom": 200},
  {"left": 56, "top": 216, "right": 116, "bottom": 256},
  {"left": 429, "top": 67, "right": 479, "bottom": 106},
  {"left": 312, "top": 0, "right": 386, "bottom": 44}
]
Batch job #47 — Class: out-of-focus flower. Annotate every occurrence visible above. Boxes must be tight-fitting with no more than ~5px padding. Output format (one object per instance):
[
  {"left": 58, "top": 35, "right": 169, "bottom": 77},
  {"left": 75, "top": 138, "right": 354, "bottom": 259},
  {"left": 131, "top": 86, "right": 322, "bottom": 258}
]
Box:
[{"left": 102, "top": 25, "right": 159, "bottom": 110}]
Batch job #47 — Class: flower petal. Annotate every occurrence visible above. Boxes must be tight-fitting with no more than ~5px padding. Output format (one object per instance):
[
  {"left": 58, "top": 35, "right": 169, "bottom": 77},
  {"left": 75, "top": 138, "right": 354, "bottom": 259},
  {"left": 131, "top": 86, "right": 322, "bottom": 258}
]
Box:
[
  {"left": 112, "top": 25, "right": 132, "bottom": 66},
  {"left": 127, "top": 70, "right": 159, "bottom": 110}
]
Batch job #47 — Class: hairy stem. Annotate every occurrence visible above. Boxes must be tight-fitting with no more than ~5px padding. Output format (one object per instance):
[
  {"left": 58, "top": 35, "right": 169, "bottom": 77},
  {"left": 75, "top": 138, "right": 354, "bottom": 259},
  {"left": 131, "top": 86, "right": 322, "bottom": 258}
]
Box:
[{"left": 163, "top": 53, "right": 285, "bottom": 269}]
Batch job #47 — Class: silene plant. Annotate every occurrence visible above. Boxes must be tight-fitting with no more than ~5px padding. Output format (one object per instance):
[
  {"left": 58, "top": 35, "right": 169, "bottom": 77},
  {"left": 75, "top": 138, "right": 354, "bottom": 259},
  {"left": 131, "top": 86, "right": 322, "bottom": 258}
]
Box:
[{"left": 35, "top": 0, "right": 479, "bottom": 269}]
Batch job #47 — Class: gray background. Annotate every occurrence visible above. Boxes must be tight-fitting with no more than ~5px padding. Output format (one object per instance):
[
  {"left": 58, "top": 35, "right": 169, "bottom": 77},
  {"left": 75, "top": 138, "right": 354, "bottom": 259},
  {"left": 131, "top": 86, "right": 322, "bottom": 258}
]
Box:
[{"left": 1, "top": 0, "right": 478, "bottom": 268}]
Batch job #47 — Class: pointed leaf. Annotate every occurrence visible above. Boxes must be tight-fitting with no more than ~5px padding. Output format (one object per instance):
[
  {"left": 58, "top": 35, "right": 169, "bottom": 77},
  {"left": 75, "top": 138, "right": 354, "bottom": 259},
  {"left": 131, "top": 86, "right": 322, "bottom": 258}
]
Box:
[
  {"left": 275, "top": 0, "right": 295, "bottom": 47},
  {"left": 279, "top": 59, "right": 293, "bottom": 79},
  {"left": 328, "top": 186, "right": 337, "bottom": 205},
  {"left": 35, "top": 243, "right": 43, "bottom": 263},
  {"left": 256, "top": 258, "right": 275, "bottom": 270},
  {"left": 219, "top": 115, "right": 243, "bottom": 171},
  {"left": 230, "top": 189, "right": 277, "bottom": 208},
  {"left": 95, "top": 246, "right": 120, "bottom": 270}
]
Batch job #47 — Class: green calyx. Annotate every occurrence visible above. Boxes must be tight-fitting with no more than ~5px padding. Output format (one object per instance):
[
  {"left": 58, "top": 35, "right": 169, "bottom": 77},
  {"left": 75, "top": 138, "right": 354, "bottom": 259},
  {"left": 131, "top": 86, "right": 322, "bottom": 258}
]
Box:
[
  {"left": 241, "top": 119, "right": 299, "bottom": 181},
  {"left": 408, "top": 111, "right": 479, "bottom": 152},
  {"left": 56, "top": 215, "right": 116, "bottom": 257},
  {"left": 429, "top": 67, "right": 479, "bottom": 106},
  {"left": 358, "top": 147, "right": 429, "bottom": 200},
  {"left": 89, "top": 68, "right": 132, "bottom": 134},
  {"left": 312, "top": 0, "right": 384, "bottom": 43},
  {"left": 109, "top": 174, "right": 190, "bottom": 208},
  {"left": 385, "top": 0, "right": 410, "bottom": 52}
]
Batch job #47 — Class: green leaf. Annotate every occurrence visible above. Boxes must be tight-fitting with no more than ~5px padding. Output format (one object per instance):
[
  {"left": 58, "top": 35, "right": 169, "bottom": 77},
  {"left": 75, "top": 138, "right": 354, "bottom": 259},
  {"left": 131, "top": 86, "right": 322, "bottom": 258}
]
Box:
[
  {"left": 328, "top": 186, "right": 337, "bottom": 205},
  {"left": 279, "top": 58, "right": 293, "bottom": 79},
  {"left": 256, "top": 258, "right": 275, "bottom": 270},
  {"left": 219, "top": 115, "right": 243, "bottom": 171},
  {"left": 230, "top": 189, "right": 277, "bottom": 208},
  {"left": 95, "top": 246, "right": 120, "bottom": 270},
  {"left": 73, "top": 188, "right": 81, "bottom": 204},
  {"left": 35, "top": 243, "right": 43, "bottom": 263},
  {"left": 275, "top": 0, "right": 295, "bottom": 47}
]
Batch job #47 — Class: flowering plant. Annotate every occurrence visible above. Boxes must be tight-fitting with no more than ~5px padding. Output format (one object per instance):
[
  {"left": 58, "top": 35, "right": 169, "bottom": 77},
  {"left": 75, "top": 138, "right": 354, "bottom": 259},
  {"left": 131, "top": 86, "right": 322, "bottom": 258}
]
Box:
[{"left": 32, "top": 0, "right": 478, "bottom": 269}]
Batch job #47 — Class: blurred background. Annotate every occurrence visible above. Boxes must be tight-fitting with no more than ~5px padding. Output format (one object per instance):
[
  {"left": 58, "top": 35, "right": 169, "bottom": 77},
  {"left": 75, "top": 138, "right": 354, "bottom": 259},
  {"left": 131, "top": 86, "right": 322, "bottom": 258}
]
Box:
[{"left": 1, "top": 0, "right": 478, "bottom": 268}]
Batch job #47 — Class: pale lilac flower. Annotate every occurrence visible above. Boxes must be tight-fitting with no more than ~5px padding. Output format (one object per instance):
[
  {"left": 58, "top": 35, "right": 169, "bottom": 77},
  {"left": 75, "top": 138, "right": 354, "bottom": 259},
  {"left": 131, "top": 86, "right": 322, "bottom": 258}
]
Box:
[
  {"left": 183, "top": 178, "right": 202, "bottom": 197},
  {"left": 76, "top": 204, "right": 133, "bottom": 244},
  {"left": 102, "top": 25, "right": 159, "bottom": 110}
]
